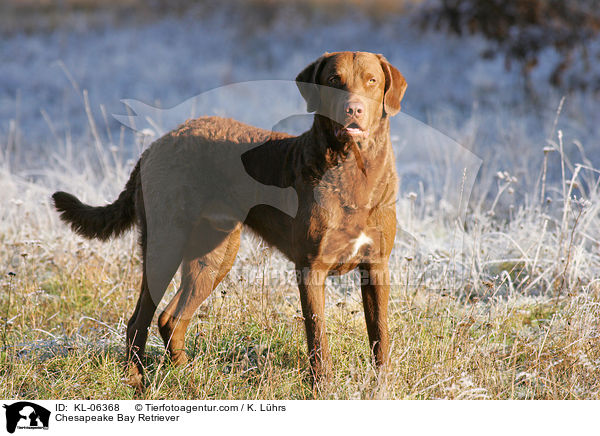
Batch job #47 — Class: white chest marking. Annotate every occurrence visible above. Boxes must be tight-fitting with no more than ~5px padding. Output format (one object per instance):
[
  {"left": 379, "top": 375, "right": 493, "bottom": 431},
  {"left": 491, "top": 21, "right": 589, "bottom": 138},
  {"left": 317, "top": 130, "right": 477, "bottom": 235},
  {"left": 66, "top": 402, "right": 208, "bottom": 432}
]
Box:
[{"left": 350, "top": 232, "right": 373, "bottom": 258}]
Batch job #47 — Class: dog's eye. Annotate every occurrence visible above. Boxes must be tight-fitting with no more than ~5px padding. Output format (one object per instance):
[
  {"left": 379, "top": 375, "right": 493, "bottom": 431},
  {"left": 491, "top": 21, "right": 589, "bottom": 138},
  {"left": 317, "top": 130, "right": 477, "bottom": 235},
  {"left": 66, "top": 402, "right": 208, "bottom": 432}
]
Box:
[
  {"left": 367, "top": 78, "right": 377, "bottom": 85},
  {"left": 328, "top": 75, "right": 340, "bottom": 85}
]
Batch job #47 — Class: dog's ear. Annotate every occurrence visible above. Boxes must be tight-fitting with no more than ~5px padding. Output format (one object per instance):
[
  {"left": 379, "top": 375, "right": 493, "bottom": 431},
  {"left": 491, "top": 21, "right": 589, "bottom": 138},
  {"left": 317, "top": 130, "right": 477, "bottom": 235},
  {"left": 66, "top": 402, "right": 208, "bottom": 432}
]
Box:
[
  {"left": 296, "top": 53, "right": 330, "bottom": 113},
  {"left": 377, "top": 54, "right": 407, "bottom": 117}
]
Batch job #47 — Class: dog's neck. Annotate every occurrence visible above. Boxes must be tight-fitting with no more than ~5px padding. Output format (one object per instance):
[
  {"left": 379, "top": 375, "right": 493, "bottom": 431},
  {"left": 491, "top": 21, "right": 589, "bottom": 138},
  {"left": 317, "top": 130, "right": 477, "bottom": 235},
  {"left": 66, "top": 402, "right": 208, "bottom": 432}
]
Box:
[{"left": 240, "top": 115, "right": 393, "bottom": 189}]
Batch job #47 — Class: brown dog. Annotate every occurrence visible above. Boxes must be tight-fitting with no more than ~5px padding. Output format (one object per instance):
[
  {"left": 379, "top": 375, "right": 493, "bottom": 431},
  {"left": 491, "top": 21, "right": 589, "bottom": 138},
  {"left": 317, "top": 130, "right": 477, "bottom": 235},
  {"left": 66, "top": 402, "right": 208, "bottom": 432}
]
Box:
[{"left": 53, "top": 51, "right": 406, "bottom": 391}]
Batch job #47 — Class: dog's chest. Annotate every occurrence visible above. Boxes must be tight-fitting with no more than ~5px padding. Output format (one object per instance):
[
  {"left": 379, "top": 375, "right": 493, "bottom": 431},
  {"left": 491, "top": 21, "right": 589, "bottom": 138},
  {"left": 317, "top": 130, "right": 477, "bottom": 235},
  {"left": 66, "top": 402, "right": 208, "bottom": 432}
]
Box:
[{"left": 305, "top": 170, "right": 381, "bottom": 267}]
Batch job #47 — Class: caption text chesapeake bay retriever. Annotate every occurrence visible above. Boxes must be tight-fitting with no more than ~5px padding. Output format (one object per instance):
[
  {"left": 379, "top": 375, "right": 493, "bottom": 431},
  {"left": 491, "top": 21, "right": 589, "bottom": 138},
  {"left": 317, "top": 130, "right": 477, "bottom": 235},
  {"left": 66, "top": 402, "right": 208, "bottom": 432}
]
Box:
[{"left": 53, "top": 51, "right": 407, "bottom": 391}]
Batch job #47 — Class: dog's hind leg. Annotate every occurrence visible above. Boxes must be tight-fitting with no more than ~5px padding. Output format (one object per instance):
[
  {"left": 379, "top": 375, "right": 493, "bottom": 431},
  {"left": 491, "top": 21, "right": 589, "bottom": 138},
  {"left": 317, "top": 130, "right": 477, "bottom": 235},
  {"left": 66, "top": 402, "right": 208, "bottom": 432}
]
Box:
[
  {"left": 126, "top": 222, "right": 186, "bottom": 392},
  {"left": 126, "top": 269, "right": 158, "bottom": 392},
  {"left": 158, "top": 224, "right": 242, "bottom": 366}
]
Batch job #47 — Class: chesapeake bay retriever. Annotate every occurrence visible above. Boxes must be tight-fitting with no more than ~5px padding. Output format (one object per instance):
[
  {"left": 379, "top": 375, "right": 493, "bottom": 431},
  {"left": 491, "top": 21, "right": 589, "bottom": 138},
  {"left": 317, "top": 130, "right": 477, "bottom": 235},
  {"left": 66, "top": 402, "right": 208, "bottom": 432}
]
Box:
[{"left": 52, "top": 51, "right": 407, "bottom": 391}]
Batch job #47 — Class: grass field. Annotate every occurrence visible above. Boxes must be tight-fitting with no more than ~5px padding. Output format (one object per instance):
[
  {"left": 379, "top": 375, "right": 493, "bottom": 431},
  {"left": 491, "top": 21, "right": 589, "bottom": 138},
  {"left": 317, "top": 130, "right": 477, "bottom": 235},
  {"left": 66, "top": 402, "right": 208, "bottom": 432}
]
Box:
[
  {"left": 2, "top": 1, "right": 600, "bottom": 400},
  {"left": 2, "top": 120, "right": 600, "bottom": 400}
]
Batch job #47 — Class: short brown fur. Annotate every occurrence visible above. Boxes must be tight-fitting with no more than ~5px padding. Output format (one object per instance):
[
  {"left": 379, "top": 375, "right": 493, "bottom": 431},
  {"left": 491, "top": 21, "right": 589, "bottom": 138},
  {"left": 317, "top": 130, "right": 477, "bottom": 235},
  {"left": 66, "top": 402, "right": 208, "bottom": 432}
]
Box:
[{"left": 53, "top": 51, "right": 407, "bottom": 392}]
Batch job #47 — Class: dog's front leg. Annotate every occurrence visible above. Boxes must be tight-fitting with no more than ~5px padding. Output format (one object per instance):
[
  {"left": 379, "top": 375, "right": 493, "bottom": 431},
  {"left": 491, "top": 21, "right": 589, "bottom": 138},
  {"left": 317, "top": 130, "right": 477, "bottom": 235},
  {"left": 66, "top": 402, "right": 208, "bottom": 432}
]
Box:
[
  {"left": 359, "top": 262, "right": 391, "bottom": 367},
  {"left": 296, "top": 266, "right": 332, "bottom": 382}
]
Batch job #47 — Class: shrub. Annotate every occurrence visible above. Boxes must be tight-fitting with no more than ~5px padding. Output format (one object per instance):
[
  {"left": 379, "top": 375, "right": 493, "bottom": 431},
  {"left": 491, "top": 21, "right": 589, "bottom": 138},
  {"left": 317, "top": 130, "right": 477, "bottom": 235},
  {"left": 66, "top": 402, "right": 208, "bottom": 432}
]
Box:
[{"left": 417, "top": 0, "right": 600, "bottom": 90}]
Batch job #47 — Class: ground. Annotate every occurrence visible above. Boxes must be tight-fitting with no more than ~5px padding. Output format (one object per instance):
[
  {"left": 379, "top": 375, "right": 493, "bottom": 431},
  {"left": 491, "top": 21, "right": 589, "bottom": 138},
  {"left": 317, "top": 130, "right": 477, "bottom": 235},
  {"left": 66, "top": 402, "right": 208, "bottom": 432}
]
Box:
[{"left": 1, "top": 0, "right": 600, "bottom": 399}]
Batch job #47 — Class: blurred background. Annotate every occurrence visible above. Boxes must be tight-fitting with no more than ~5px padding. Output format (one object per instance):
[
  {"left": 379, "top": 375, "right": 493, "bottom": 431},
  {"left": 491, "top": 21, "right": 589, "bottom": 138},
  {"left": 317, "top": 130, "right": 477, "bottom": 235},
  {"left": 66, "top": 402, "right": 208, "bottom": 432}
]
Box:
[{"left": 1, "top": 1, "right": 598, "bottom": 173}]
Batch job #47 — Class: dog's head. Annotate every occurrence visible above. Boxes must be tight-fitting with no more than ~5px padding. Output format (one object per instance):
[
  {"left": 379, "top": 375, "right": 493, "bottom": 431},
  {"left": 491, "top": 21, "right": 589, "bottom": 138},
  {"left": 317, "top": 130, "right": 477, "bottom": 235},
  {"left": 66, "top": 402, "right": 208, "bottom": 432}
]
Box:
[{"left": 296, "top": 51, "right": 407, "bottom": 145}]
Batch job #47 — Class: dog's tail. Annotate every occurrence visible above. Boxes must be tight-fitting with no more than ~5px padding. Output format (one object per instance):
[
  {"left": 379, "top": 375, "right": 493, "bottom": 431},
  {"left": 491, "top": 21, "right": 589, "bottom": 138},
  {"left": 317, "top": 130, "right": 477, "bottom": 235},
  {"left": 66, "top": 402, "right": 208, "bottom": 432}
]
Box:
[{"left": 52, "top": 161, "right": 140, "bottom": 241}]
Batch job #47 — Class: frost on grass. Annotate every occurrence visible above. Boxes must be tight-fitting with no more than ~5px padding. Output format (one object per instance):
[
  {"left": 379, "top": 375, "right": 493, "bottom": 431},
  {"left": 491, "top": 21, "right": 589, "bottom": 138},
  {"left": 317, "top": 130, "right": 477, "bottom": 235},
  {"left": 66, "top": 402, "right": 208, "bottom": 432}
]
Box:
[
  {"left": 3, "top": 103, "right": 600, "bottom": 399},
  {"left": 1, "top": 6, "right": 600, "bottom": 399}
]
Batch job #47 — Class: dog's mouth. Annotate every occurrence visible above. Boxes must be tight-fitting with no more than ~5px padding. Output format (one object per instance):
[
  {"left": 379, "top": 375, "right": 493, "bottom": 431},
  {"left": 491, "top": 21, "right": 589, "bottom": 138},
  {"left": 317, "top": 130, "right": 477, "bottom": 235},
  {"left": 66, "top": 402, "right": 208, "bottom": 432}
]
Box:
[{"left": 334, "top": 121, "right": 368, "bottom": 141}]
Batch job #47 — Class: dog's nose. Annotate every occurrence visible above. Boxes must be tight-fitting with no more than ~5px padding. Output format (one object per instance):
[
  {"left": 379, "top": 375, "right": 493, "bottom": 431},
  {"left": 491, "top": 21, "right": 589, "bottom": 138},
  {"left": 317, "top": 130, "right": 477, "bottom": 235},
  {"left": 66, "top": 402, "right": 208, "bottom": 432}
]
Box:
[{"left": 344, "top": 101, "right": 364, "bottom": 118}]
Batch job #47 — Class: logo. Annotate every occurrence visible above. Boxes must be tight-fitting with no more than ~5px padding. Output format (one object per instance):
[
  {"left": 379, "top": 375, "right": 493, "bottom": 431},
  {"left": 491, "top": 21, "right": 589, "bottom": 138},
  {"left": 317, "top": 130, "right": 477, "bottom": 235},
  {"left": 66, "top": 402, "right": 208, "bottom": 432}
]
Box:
[{"left": 2, "top": 402, "right": 50, "bottom": 434}]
